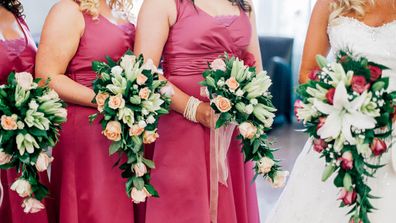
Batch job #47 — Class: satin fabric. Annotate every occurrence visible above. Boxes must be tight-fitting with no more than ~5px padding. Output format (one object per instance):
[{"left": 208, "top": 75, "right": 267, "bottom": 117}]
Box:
[
  {"left": 145, "top": 1, "right": 260, "bottom": 222},
  {"left": 0, "top": 17, "right": 52, "bottom": 223},
  {"left": 49, "top": 14, "right": 136, "bottom": 223}
]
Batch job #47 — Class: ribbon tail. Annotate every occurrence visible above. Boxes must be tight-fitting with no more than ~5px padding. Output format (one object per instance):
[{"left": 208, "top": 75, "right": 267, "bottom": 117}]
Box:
[
  {"left": 0, "top": 170, "right": 3, "bottom": 207},
  {"left": 209, "top": 112, "right": 219, "bottom": 223},
  {"left": 391, "top": 126, "right": 396, "bottom": 173},
  {"left": 217, "top": 124, "right": 237, "bottom": 186}
]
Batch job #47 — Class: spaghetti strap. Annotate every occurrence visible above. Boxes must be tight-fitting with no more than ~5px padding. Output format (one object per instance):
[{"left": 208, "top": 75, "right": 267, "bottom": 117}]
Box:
[{"left": 15, "top": 17, "right": 29, "bottom": 48}]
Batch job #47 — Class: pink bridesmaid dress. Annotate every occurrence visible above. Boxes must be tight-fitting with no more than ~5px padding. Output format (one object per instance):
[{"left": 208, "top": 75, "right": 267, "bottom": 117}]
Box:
[
  {"left": 146, "top": 1, "right": 260, "bottom": 223},
  {"left": 49, "top": 14, "right": 136, "bottom": 223},
  {"left": 0, "top": 17, "right": 51, "bottom": 223}
]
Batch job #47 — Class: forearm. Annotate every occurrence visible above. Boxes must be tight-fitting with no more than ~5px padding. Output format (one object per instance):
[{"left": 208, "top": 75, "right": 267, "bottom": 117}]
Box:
[{"left": 47, "top": 75, "right": 96, "bottom": 108}]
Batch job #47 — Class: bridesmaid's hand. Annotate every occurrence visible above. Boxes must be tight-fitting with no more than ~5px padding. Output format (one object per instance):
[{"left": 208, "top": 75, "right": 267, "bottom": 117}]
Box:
[{"left": 196, "top": 102, "right": 212, "bottom": 128}]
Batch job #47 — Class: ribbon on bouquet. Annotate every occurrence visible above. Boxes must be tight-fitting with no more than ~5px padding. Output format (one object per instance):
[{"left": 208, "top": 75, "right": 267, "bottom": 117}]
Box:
[
  {"left": 0, "top": 171, "right": 3, "bottom": 206},
  {"left": 209, "top": 111, "right": 236, "bottom": 223},
  {"left": 391, "top": 126, "right": 396, "bottom": 173}
]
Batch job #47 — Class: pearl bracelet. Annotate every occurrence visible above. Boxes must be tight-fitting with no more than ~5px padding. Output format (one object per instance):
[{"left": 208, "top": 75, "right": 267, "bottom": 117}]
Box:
[{"left": 183, "top": 96, "right": 202, "bottom": 123}]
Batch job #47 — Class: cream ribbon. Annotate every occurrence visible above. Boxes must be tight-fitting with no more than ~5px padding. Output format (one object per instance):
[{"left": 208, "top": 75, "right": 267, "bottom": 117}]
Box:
[
  {"left": 209, "top": 112, "right": 236, "bottom": 223},
  {"left": 0, "top": 170, "right": 3, "bottom": 207}
]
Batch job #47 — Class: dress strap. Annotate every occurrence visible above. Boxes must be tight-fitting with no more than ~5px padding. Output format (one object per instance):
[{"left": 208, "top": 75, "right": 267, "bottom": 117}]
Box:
[{"left": 15, "top": 16, "right": 29, "bottom": 48}]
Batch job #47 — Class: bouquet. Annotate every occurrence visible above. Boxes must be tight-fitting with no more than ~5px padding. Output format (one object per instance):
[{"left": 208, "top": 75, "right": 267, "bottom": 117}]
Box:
[
  {"left": 295, "top": 51, "right": 396, "bottom": 223},
  {"left": 90, "top": 50, "right": 172, "bottom": 203},
  {"left": 0, "top": 72, "right": 67, "bottom": 213},
  {"left": 200, "top": 53, "right": 287, "bottom": 186}
]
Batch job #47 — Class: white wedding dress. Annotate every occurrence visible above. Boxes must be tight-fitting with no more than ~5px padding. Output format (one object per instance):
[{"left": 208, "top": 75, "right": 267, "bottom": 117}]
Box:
[{"left": 266, "top": 16, "right": 396, "bottom": 223}]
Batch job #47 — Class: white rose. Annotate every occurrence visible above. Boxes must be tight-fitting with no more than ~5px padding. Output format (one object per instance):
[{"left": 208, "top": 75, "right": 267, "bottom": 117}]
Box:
[
  {"left": 111, "top": 66, "right": 123, "bottom": 76},
  {"left": 0, "top": 150, "right": 12, "bottom": 165},
  {"left": 142, "top": 109, "right": 149, "bottom": 116},
  {"left": 238, "top": 122, "right": 257, "bottom": 139},
  {"left": 245, "top": 104, "right": 254, "bottom": 115},
  {"left": 250, "top": 99, "right": 258, "bottom": 105},
  {"left": 133, "top": 162, "right": 148, "bottom": 177},
  {"left": 270, "top": 171, "right": 289, "bottom": 188},
  {"left": 142, "top": 59, "right": 158, "bottom": 73},
  {"left": 29, "top": 100, "right": 39, "bottom": 110},
  {"left": 235, "top": 89, "right": 244, "bottom": 97},
  {"left": 160, "top": 84, "right": 175, "bottom": 97},
  {"left": 138, "top": 120, "right": 147, "bottom": 128},
  {"left": 217, "top": 79, "right": 225, "bottom": 87},
  {"left": 146, "top": 115, "right": 156, "bottom": 124},
  {"left": 131, "top": 187, "right": 151, "bottom": 203},
  {"left": 17, "top": 121, "right": 25, "bottom": 130},
  {"left": 118, "top": 107, "right": 135, "bottom": 127},
  {"left": 257, "top": 157, "right": 275, "bottom": 174},
  {"left": 10, "top": 178, "right": 32, "bottom": 197},
  {"left": 22, "top": 198, "right": 45, "bottom": 213},
  {"left": 15, "top": 72, "right": 34, "bottom": 90},
  {"left": 35, "top": 152, "right": 54, "bottom": 172},
  {"left": 120, "top": 55, "right": 136, "bottom": 70}
]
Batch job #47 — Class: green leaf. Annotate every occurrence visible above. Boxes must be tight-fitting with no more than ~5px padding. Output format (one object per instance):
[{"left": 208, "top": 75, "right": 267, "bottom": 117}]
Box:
[
  {"left": 316, "top": 55, "right": 328, "bottom": 68},
  {"left": 132, "top": 177, "right": 145, "bottom": 190},
  {"left": 109, "top": 141, "right": 122, "bottom": 155},
  {"left": 145, "top": 184, "right": 159, "bottom": 197},
  {"left": 89, "top": 113, "right": 98, "bottom": 124},
  {"left": 142, "top": 158, "right": 155, "bottom": 169},
  {"left": 343, "top": 172, "right": 353, "bottom": 191},
  {"left": 322, "top": 164, "right": 336, "bottom": 182}
]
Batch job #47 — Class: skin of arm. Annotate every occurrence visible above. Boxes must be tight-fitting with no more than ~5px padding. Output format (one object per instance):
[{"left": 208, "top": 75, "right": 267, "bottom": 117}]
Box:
[
  {"left": 299, "top": 0, "right": 333, "bottom": 84},
  {"left": 245, "top": 0, "right": 263, "bottom": 72},
  {"left": 35, "top": 0, "right": 96, "bottom": 108}
]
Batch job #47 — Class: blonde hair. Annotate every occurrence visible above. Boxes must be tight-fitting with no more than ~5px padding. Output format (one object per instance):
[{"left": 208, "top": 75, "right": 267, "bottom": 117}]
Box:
[
  {"left": 76, "top": 0, "right": 133, "bottom": 19},
  {"left": 330, "top": 0, "right": 375, "bottom": 20}
]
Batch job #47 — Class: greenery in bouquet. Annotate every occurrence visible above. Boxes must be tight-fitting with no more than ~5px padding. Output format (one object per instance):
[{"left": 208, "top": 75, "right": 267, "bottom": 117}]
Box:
[
  {"left": 295, "top": 51, "right": 396, "bottom": 223},
  {"left": 200, "top": 53, "right": 288, "bottom": 187},
  {"left": 0, "top": 72, "right": 67, "bottom": 213},
  {"left": 90, "top": 50, "right": 172, "bottom": 203}
]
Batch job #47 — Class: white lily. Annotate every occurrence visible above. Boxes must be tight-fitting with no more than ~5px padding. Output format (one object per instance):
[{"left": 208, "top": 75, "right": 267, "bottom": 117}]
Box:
[
  {"left": 314, "top": 82, "right": 376, "bottom": 145},
  {"left": 326, "top": 62, "right": 353, "bottom": 87}
]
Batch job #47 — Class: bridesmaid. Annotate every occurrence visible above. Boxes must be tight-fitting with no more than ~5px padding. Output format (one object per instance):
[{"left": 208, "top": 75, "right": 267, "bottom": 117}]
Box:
[
  {"left": 135, "top": 0, "right": 261, "bottom": 222},
  {"left": 0, "top": 1, "right": 51, "bottom": 223},
  {"left": 35, "top": 0, "right": 136, "bottom": 222}
]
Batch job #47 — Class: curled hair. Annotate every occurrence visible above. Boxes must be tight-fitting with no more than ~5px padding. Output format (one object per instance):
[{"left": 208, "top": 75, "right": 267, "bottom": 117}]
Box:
[
  {"left": 330, "top": 0, "right": 375, "bottom": 20},
  {"left": 0, "top": 0, "right": 23, "bottom": 17},
  {"left": 76, "top": 0, "right": 133, "bottom": 19}
]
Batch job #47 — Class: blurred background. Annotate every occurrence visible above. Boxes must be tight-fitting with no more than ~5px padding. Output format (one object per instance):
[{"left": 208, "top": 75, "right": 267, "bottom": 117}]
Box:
[{"left": 20, "top": 0, "right": 316, "bottom": 221}]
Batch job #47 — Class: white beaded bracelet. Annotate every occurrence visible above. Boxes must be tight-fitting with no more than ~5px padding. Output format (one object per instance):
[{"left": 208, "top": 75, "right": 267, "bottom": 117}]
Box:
[{"left": 183, "top": 96, "right": 202, "bottom": 123}]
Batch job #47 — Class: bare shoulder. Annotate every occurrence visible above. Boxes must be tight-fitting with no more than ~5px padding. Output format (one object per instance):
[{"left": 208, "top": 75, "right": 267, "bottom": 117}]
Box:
[
  {"left": 44, "top": 0, "right": 84, "bottom": 33},
  {"left": 139, "top": 0, "right": 177, "bottom": 25},
  {"left": 312, "top": 0, "right": 335, "bottom": 15}
]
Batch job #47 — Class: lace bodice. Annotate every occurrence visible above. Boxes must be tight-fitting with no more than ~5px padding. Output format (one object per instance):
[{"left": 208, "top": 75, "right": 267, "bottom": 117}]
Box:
[{"left": 328, "top": 16, "right": 396, "bottom": 90}]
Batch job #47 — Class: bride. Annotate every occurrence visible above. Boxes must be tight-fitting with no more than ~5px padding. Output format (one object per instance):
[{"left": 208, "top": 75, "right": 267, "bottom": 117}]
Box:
[{"left": 266, "top": 0, "right": 396, "bottom": 222}]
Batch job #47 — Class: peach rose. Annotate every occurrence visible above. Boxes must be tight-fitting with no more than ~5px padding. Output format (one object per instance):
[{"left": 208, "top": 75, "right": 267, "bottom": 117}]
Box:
[
  {"left": 143, "top": 130, "right": 159, "bottom": 144},
  {"left": 11, "top": 178, "right": 32, "bottom": 197},
  {"left": 15, "top": 72, "right": 34, "bottom": 90},
  {"left": 96, "top": 92, "right": 109, "bottom": 112},
  {"left": 0, "top": 150, "right": 12, "bottom": 165},
  {"left": 103, "top": 121, "right": 122, "bottom": 141},
  {"left": 108, "top": 94, "right": 125, "bottom": 110},
  {"left": 139, "top": 87, "right": 151, "bottom": 100},
  {"left": 1, "top": 115, "right": 18, "bottom": 130},
  {"left": 214, "top": 95, "right": 232, "bottom": 113},
  {"left": 35, "top": 152, "right": 54, "bottom": 172},
  {"left": 211, "top": 58, "right": 227, "bottom": 71},
  {"left": 136, "top": 74, "right": 148, "bottom": 85},
  {"left": 131, "top": 187, "right": 151, "bottom": 204},
  {"left": 129, "top": 125, "right": 145, "bottom": 136},
  {"left": 238, "top": 122, "right": 257, "bottom": 139},
  {"left": 257, "top": 157, "right": 275, "bottom": 174},
  {"left": 225, "top": 77, "right": 240, "bottom": 91},
  {"left": 133, "top": 162, "right": 148, "bottom": 177},
  {"left": 22, "top": 198, "right": 45, "bottom": 213}
]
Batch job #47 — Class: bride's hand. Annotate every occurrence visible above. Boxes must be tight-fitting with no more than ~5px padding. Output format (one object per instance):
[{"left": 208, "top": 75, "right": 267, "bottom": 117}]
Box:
[{"left": 196, "top": 102, "right": 212, "bottom": 128}]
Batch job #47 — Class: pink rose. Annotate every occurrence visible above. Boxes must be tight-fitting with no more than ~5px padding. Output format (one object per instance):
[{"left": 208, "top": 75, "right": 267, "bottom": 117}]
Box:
[
  {"left": 129, "top": 125, "right": 145, "bottom": 136},
  {"left": 313, "top": 138, "right": 327, "bottom": 153},
  {"left": 139, "top": 87, "right": 151, "bottom": 100},
  {"left": 338, "top": 188, "right": 357, "bottom": 206},
  {"left": 1, "top": 115, "right": 18, "bottom": 130},
  {"left": 238, "top": 122, "right": 257, "bottom": 139},
  {"left": 143, "top": 130, "right": 159, "bottom": 144},
  {"left": 368, "top": 65, "right": 382, "bottom": 81},
  {"left": 308, "top": 67, "right": 321, "bottom": 81},
  {"left": 294, "top": 100, "right": 304, "bottom": 121},
  {"left": 225, "top": 77, "right": 240, "bottom": 91},
  {"left": 371, "top": 138, "right": 387, "bottom": 156},
  {"left": 326, "top": 88, "right": 336, "bottom": 105},
  {"left": 22, "top": 198, "right": 45, "bottom": 213},
  {"left": 351, "top": 75, "right": 370, "bottom": 94},
  {"left": 349, "top": 218, "right": 363, "bottom": 223},
  {"left": 15, "top": 72, "right": 34, "bottom": 90},
  {"left": 131, "top": 187, "right": 151, "bottom": 204},
  {"left": 10, "top": 178, "right": 32, "bottom": 197},
  {"left": 214, "top": 95, "right": 232, "bottom": 113},
  {"left": 211, "top": 58, "right": 227, "bottom": 71},
  {"left": 257, "top": 157, "right": 275, "bottom": 174},
  {"left": 103, "top": 121, "right": 122, "bottom": 141},
  {"left": 339, "top": 151, "right": 353, "bottom": 170},
  {"left": 0, "top": 150, "right": 12, "bottom": 165},
  {"left": 108, "top": 94, "right": 125, "bottom": 110},
  {"left": 136, "top": 74, "right": 148, "bottom": 85},
  {"left": 96, "top": 92, "right": 109, "bottom": 112},
  {"left": 317, "top": 117, "right": 326, "bottom": 131},
  {"left": 133, "top": 162, "right": 148, "bottom": 177},
  {"left": 35, "top": 152, "right": 54, "bottom": 172}
]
